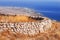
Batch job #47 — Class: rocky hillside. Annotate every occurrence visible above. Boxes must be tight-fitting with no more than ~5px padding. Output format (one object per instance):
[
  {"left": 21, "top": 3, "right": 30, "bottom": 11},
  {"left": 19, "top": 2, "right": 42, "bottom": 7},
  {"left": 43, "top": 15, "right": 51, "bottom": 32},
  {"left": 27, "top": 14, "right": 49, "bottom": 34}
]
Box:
[{"left": 0, "top": 7, "right": 60, "bottom": 40}]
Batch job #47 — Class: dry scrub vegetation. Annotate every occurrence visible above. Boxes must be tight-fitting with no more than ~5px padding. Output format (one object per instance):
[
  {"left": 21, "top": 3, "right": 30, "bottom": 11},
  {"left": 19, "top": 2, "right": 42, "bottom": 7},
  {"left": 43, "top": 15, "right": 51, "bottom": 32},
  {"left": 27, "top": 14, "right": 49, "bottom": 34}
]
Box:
[{"left": 0, "top": 15, "right": 37, "bottom": 22}]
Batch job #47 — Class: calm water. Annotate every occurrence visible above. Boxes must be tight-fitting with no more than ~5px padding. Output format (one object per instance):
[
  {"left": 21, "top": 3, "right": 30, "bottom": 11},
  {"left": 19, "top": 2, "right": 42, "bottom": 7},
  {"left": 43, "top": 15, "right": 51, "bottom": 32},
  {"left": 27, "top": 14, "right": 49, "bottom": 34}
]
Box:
[{"left": 0, "top": 1, "right": 60, "bottom": 21}]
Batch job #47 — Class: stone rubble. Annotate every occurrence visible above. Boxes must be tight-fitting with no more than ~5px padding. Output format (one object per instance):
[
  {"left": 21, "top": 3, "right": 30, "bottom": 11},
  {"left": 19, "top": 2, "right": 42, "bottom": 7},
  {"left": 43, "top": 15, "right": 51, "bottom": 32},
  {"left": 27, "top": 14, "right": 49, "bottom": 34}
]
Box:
[{"left": 0, "top": 19, "right": 52, "bottom": 36}]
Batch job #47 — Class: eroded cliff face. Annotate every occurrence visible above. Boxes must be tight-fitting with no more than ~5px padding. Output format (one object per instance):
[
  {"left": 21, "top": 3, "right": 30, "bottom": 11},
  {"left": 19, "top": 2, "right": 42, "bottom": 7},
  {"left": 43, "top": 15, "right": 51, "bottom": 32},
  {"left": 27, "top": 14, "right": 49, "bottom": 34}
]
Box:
[{"left": 0, "top": 7, "right": 60, "bottom": 40}]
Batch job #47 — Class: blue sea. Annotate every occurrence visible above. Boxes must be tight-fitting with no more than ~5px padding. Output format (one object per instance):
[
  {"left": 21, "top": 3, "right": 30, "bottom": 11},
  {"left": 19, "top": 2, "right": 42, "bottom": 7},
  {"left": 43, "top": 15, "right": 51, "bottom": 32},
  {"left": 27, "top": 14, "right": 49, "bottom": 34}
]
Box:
[{"left": 0, "top": 1, "right": 60, "bottom": 21}]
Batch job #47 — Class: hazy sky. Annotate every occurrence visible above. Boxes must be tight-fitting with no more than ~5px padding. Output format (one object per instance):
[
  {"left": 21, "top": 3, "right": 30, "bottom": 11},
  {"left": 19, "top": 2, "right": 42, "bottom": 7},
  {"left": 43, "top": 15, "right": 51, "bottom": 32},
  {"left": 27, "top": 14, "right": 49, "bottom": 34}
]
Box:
[{"left": 0, "top": 0, "right": 60, "bottom": 2}]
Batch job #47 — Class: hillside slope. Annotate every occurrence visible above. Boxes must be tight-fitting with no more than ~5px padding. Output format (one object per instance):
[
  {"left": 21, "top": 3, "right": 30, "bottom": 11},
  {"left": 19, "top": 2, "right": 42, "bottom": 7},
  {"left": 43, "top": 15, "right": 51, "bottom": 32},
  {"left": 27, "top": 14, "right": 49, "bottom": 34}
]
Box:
[{"left": 0, "top": 7, "right": 60, "bottom": 40}]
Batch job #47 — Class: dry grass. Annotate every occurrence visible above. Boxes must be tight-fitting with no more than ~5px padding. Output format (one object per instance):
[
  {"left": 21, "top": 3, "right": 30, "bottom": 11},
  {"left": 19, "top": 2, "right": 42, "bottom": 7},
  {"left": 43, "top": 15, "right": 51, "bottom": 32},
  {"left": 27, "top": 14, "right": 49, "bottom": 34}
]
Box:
[{"left": 0, "top": 15, "right": 37, "bottom": 22}]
